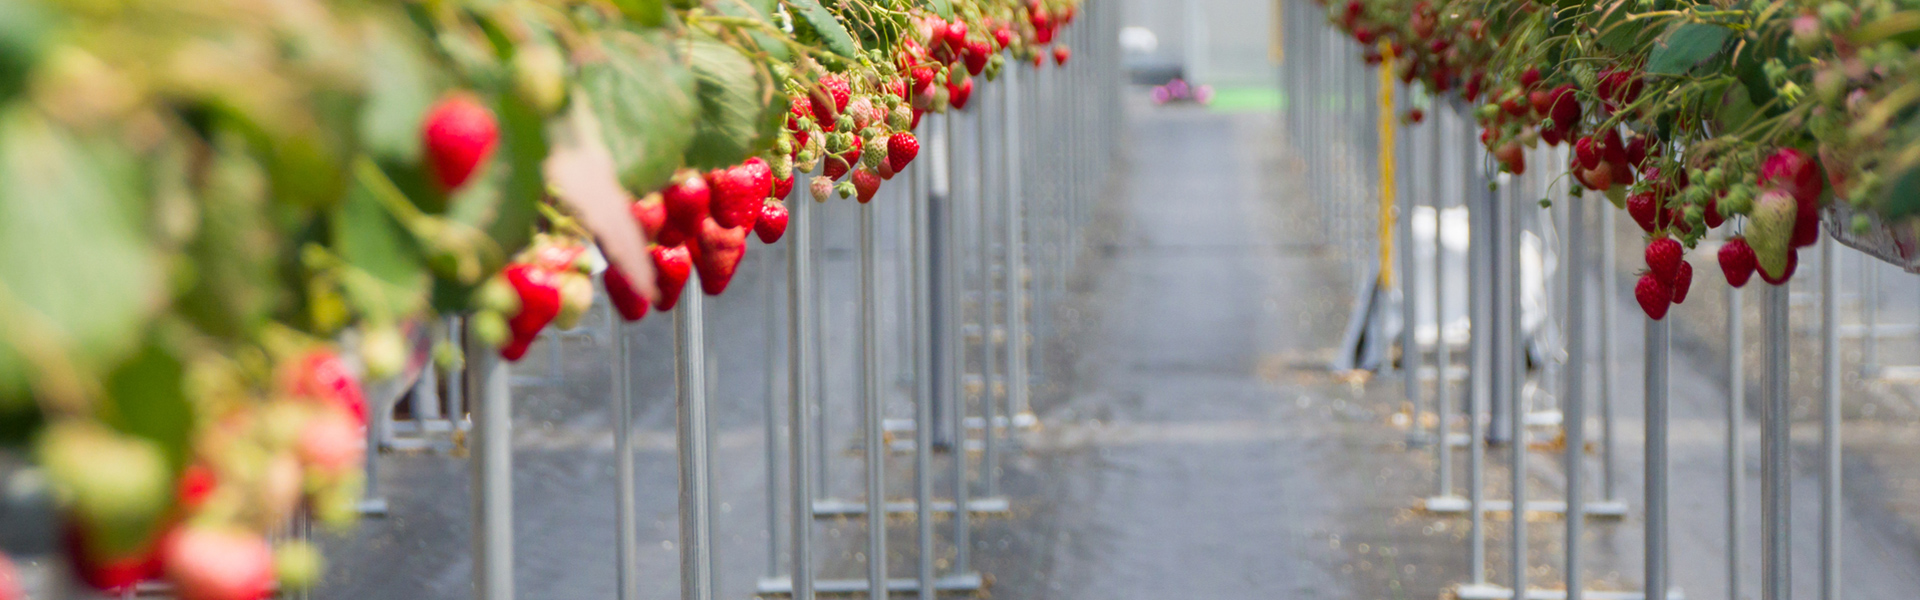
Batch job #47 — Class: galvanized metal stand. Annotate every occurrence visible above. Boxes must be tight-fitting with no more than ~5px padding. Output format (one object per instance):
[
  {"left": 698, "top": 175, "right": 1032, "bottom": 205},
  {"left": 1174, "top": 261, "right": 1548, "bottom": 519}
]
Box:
[{"left": 465, "top": 323, "right": 513, "bottom": 600}]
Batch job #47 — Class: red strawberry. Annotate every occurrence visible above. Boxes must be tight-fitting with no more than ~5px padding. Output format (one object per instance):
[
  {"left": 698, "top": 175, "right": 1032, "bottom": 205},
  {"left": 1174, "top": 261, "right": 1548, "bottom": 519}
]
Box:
[
  {"left": 1530, "top": 89, "right": 1553, "bottom": 117},
  {"left": 889, "top": 132, "right": 921, "bottom": 173},
  {"left": 909, "top": 65, "right": 937, "bottom": 94},
  {"left": 1053, "top": 45, "right": 1072, "bottom": 65},
  {"left": 1719, "top": 237, "right": 1757, "bottom": 287},
  {"left": 756, "top": 201, "right": 790, "bottom": 243},
  {"left": 949, "top": 75, "right": 974, "bottom": 110},
  {"left": 162, "top": 526, "right": 274, "bottom": 600},
  {"left": 818, "top": 75, "right": 852, "bottom": 116},
  {"left": 773, "top": 175, "right": 794, "bottom": 200},
  {"left": 1495, "top": 141, "right": 1525, "bottom": 175},
  {"left": 993, "top": 27, "right": 1013, "bottom": 49},
  {"left": 1636, "top": 273, "right": 1673, "bottom": 320},
  {"left": 787, "top": 95, "right": 813, "bottom": 130},
  {"left": 422, "top": 94, "right": 499, "bottom": 191},
  {"left": 1758, "top": 248, "right": 1799, "bottom": 285},
  {"left": 964, "top": 40, "right": 990, "bottom": 75},
  {"left": 1549, "top": 84, "right": 1581, "bottom": 135},
  {"left": 853, "top": 168, "right": 882, "bottom": 203},
  {"left": 1625, "top": 135, "right": 1650, "bottom": 167},
  {"left": 1574, "top": 137, "right": 1600, "bottom": 170},
  {"left": 1627, "top": 193, "right": 1660, "bottom": 232},
  {"left": 1758, "top": 148, "right": 1822, "bottom": 207},
  {"left": 502, "top": 263, "right": 562, "bottom": 340},
  {"left": 604, "top": 266, "right": 649, "bottom": 322},
  {"left": 1669, "top": 207, "right": 1694, "bottom": 235},
  {"left": 1671, "top": 261, "right": 1694, "bottom": 304},
  {"left": 825, "top": 136, "right": 863, "bottom": 180},
  {"left": 708, "top": 158, "right": 772, "bottom": 230},
  {"left": 1791, "top": 208, "right": 1821, "bottom": 248},
  {"left": 692, "top": 218, "right": 748, "bottom": 295},
  {"left": 1646, "top": 237, "right": 1684, "bottom": 282},
  {"left": 631, "top": 196, "right": 668, "bottom": 241},
  {"left": 1520, "top": 67, "right": 1541, "bottom": 90},
  {"left": 651, "top": 245, "right": 692, "bottom": 311},
  {"left": 945, "top": 20, "right": 969, "bottom": 50},
  {"left": 1611, "top": 158, "right": 1637, "bottom": 185},
  {"left": 284, "top": 350, "right": 368, "bottom": 426},
  {"left": 662, "top": 173, "right": 712, "bottom": 237},
  {"left": 1600, "top": 128, "right": 1628, "bottom": 165},
  {"left": 67, "top": 524, "right": 159, "bottom": 594}
]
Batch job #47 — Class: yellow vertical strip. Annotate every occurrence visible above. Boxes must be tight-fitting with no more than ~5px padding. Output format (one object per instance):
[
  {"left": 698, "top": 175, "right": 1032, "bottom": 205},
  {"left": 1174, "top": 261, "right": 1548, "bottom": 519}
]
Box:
[{"left": 1377, "top": 42, "right": 1397, "bottom": 287}]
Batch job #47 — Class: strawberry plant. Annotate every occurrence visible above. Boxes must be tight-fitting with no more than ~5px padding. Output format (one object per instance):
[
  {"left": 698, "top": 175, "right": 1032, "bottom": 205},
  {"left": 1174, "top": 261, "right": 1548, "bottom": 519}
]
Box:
[{"left": 0, "top": 0, "right": 1086, "bottom": 594}]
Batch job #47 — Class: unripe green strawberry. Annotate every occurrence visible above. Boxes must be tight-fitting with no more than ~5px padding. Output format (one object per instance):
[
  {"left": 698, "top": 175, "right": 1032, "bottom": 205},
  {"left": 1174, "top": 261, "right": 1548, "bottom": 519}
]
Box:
[
  {"left": 552, "top": 272, "right": 595, "bottom": 330},
  {"left": 890, "top": 105, "right": 913, "bottom": 130},
  {"left": 772, "top": 154, "right": 793, "bottom": 180},
  {"left": 1748, "top": 189, "right": 1798, "bottom": 281},
  {"left": 471, "top": 310, "right": 509, "bottom": 347},
  {"left": 38, "top": 422, "right": 171, "bottom": 560},
  {"left": 512, "top": 43, "right": 568, "bottom": 115},
  {"left": 274, "top": 540, "right": 324, "bottom": 592},
  {"left": 862, "top": 135, "right": 888, "bottom": 169},
  {"left": 360, "top": 324, "right": 406, "bottom": 380},
  {"left": 835, "top": 180, "right": 856, "bottom": 199},
  {"left": 1721, "top": 185, "right": 1754, "bottom": 215}
]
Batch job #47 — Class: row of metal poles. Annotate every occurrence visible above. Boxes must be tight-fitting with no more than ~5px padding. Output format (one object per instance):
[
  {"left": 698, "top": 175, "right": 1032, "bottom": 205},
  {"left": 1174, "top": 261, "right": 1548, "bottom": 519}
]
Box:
[
  {"left": 387, "top": 7, "right": 1123, "bottom": 600},
  {"left": 1281, "top": 1, "right": 1852, "bottom": 599}
]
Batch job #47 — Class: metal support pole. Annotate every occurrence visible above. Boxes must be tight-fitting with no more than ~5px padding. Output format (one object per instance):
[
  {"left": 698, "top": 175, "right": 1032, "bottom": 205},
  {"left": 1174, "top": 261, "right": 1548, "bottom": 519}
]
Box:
[
  {"left": 786, "top": 190, "right": 816, "bottom": 600},
  {"left": 861, "top": 197, "right": 888, "bottom": 600},
  {"left": 1432, "top": 103, "right": 1454, "bottom": 499},
  {"left": 812, "top": 199, "right": 831, "bottom": 501},
  {"left": 1726, "top": 283, "right": 1744, "bottom": 600},
  {"left": 978, "top": 83, "right": 1002, "bottom": 499},
  {"left": 1646, "top": 318, "right": 1669, "bottom": 600},
  {"left": 912, "top": 142, "right": 937, "bottom": 600},
  {"left": 677, "top": 288, "right": 717, "bottom": 600},
  {"left": 764, "top": 246, "right": 785, "bottom": 579},
  {"left": 1762, "top": 282, "right": 1791, "bottom": 600},
  {"left": 1600, "top": 206, "right": 1619, "bottom": 503},
  {"left": 1820, "top": 234, "right": 1841, "bottom": 600},
  {"left": 614, "top": 320, "right": 639, "bottom": 600},
  {"left": 1502, "top": 176, "right": 1527, "bottom": 598},
  {"left": 1564, "top": 194, "right": 1588, "bottom": 600},
  {"left": 942, "top": 111, "right": 974, "bottom": 576},
  {"left": 1398, "top": 82, "right": 1420, "bottom": 447},
  {"left": 1468, "top": 156, "right": 1490, "bottom": 589},
  {"left": 1005, "top": 66, "right": 1031, "bottom": 423},
  {"left": 466, "top": 325, "right": 513, "bottom": 600}
]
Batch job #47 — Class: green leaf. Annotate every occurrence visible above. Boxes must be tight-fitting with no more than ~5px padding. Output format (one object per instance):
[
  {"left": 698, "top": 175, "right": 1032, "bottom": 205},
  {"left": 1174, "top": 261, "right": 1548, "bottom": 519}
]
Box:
[
  {"left": 334, "top": 168, "right": 430, "bottom": 320},
  {"left": 713, "top": 0, "right": 791, "bottom": 62},
  {"left": 178, "top": 135, "right": 279, "bottom": 339},
  {"left": 610, "top": 0, "right": 667, "bottom": 27},
  {"left": 487, "top": 90, "right": 548, "bottom": 255},
  {"left": 788, "top": 0, "right": 861, "bottom": 58},
  {"left": 0, "top": 108, "right": 162, "bottom": 405},
  {"left": 102, "top": 341, "right": 195, "bottom": 475},
  {"left": 1712, "top": 77, "right": 1760, "bottom": 134},
  {"left": 1881, "top": 165, "right": 1920, "bottom": 219},
  {"left": 684, "top": 37, "right": 781, "bottom": 170},
  {"left": 577, "top": 37, "right": 697, "bottom": 192},
  {"left": 0, "top": 0, "right": 52, "bottom": 104},
  {"left": 1595, "top": 5, "right": 1663, "bottom": 52},
  {"left": 358, "top": 24, "right": 438, "bottom": 164},
  {"left": 925, "top": 0, "right": 952, "bottom": 20},
  {"left": 1646, "top": 22, "right": 1732, "bottom": 75}
]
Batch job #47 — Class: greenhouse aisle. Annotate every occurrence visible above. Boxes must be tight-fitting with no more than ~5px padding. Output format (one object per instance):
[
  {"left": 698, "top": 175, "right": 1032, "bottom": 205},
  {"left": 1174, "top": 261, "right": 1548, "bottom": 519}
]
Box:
[{"left": 970, "top": 97, "right": 1920, "bottom": 600}]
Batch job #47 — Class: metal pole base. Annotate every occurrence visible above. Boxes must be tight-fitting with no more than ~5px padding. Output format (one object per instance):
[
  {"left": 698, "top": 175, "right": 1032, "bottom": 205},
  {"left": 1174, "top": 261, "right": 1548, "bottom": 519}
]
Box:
[
  {"left": 1421, "top": 496, "right": 1628, "bottom": 518},
  {"left": 812, "top": 496, "right": 1012, "bottom": 518},
  {"left": 882, "top": 415, "right": 1036, "bottom": 433},
  {"left": 357, "top": 498, "right": 391, "bottom": 517},
  {"left": 1454, "top": 585, "right": 1681, "bottom": 600},
  {"left": 757, "top": 573, "right": 985, "bottom": 596}
]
